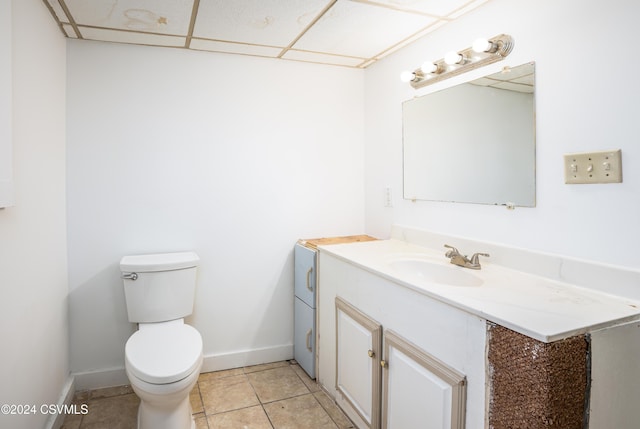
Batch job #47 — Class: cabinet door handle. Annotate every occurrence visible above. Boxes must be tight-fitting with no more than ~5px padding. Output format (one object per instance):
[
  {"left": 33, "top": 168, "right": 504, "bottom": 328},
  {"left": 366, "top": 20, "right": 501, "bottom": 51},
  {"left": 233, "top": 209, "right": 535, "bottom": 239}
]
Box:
[
  {"left": 306, "top": 267, "right": 313, "bottom": 292},
  {"left": 380, "top": 360, "right": 388, "bottom": 368},
  {"left": 306, "top": 329, "right": 313, "bottom": 352},
  {"left": 368, "top": 349, "right": 375, "bottom": 358}
]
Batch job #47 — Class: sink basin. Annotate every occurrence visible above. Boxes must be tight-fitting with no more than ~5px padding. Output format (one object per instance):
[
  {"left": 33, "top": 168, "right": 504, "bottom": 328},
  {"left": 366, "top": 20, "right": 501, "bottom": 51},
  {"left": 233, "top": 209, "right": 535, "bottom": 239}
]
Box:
[{"left": 388, "top": 258, "right": 483, "bottom": 287}]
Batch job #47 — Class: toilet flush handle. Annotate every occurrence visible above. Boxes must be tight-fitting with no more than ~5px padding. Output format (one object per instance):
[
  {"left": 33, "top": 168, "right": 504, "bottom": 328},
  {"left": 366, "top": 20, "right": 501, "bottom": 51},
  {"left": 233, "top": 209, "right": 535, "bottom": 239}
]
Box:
[{"left": 122, "top": 272, "right": 138, "bottom": 281}]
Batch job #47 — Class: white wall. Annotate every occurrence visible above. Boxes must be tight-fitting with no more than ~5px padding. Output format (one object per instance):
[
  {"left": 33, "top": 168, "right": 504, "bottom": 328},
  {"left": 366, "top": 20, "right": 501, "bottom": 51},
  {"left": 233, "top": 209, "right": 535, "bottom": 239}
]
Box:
[
  {"left": 0, "top": 0, "right": 13, "bottom": 207},
  {"left": 0, "top": 1, "right": 68, "bottom": 428},
  {"left": 66, "top": 41, "right": 365, "bottom": 383},
  {"left": 364, "top": 0, "right": 640, "bottom": 269}
]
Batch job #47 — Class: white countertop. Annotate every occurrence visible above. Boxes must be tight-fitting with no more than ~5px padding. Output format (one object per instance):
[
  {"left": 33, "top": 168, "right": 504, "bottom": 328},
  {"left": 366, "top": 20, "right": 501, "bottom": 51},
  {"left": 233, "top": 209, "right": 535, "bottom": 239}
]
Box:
[{"left": 319, "top": 238, "right": 640, "bottom": 342}]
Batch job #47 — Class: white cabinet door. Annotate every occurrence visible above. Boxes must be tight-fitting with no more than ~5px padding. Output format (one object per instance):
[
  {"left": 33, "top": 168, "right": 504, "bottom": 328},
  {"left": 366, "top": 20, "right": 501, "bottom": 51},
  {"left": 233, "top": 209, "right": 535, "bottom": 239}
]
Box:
[
  {"left": 335, "top": 297, "right": 382, "bottom": 429},
  {"left": 382, "top": 330, "right": 466, "bottom": 429}
]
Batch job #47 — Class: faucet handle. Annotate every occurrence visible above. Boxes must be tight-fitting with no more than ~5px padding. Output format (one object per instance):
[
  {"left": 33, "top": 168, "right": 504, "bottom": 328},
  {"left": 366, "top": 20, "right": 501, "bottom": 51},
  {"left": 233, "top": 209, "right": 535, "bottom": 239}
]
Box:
[
  {"left": 444, "top": 244, "right": 459, "bottom": 257},
  {"left": 469, "top": 252, "right": 490, "bottom": 265}
]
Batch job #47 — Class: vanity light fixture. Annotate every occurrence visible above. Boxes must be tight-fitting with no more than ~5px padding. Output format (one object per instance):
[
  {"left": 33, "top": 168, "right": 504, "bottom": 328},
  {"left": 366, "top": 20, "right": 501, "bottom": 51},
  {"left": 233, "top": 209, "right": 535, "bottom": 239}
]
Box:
[
  {"left": 400, "top": 70, "right": 422, "bottom": 83},
  {"left": 420, "top": 61, "right": 438, "bottom": 74},
  {"left": 400, "top": 34, "right": 514, "bottom": 89},
  {"left": 472, "top": 38, "right": 495, "bottom": 53},
  {"left": 444, "top": 51, "right": 465, "bottom": 65}
]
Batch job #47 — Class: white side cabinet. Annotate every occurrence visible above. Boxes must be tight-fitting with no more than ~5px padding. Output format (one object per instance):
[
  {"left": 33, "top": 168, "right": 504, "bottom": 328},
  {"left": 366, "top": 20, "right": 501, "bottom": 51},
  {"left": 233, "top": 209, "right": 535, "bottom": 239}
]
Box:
[
  {"left": 295, "top": 236, "right": 378, "bottom": 380},
  {"left": 294, "top": 243, "right": 317, "bottom": 378}
]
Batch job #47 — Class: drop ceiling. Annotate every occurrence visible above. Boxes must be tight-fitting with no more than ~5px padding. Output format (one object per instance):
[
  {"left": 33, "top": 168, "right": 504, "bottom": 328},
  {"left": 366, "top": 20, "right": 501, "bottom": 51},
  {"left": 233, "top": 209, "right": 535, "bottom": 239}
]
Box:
[
  {"left": 43, "top": 0, "right": 492, "bottom": 68},
  {"left": 471, "top": 63, "right": 535, "bottom": 93}
]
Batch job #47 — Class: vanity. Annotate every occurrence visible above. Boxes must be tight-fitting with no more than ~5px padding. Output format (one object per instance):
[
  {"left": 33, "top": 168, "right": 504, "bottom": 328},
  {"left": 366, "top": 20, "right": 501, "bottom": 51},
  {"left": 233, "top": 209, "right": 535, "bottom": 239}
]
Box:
[{"left": 316, "top": 226, "right": 640, "bottom": 429}]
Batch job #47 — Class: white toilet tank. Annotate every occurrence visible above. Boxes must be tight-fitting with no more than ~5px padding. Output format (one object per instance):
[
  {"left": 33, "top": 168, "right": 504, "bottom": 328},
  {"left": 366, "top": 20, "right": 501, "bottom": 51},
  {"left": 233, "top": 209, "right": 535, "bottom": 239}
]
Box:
[{"left": 120, "top": 252, "right": 200, "bottom": 323}]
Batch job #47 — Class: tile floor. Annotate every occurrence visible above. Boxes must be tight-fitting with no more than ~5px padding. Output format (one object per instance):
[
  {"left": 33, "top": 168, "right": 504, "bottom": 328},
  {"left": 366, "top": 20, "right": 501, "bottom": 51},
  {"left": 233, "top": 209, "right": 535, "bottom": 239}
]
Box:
[{"left": 61, "top": 360, "right": 354, "bottom": 429}]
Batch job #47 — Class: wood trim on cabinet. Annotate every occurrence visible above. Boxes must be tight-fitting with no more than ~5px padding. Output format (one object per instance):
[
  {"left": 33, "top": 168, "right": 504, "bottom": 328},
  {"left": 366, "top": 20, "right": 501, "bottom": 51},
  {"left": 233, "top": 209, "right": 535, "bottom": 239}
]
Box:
[
  {"left": 335, "top": 296, "right": 382, "bottom": 429},
  {"left": 382, "top": 329, "right": 467, "bottom": 429}
]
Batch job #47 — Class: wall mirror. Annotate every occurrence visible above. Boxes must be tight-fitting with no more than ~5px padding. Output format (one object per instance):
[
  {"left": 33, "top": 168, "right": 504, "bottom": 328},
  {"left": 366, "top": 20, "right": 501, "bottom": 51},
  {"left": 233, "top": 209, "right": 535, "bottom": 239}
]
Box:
[{"left": 402, "top": 62, "right": 535, "bottom": 207}]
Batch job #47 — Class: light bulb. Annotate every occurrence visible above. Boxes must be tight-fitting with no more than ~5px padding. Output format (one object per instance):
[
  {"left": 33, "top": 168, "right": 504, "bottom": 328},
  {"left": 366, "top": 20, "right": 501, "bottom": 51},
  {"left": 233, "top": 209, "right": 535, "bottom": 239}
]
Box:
[
  {"left": 400, "top": 70, "right": 416, "bottom": 82},
  {"left": 472, "top": 38, "right": 493, "bottom": 53},
  {"left": 444, "top": 51, "right": 463, "bottom": 65},
  {"left": 420, "top": 62, "right": 438, "bottom": 74}
]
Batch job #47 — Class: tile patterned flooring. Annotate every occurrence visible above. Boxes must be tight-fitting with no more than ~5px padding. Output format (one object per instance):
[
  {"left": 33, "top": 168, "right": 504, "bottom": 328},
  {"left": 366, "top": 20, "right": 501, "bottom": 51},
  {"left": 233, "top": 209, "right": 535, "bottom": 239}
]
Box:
[{"left": 61, "top": 360, "right": 355, "bottom": 429}]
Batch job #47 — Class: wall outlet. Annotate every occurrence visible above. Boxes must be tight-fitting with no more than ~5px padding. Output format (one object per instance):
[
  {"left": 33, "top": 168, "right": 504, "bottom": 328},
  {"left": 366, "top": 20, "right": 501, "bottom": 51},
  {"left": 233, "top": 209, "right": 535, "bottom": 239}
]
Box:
[{"left": 564, "top": 149, "right": 622, "bottom": 184}]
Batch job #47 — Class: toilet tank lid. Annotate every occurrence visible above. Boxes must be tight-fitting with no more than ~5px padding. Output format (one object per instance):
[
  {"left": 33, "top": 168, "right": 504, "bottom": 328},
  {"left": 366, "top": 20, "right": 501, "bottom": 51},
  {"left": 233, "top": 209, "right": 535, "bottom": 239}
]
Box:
[{"left": 120, "top": 252, "right": 199, "bottom": 273}]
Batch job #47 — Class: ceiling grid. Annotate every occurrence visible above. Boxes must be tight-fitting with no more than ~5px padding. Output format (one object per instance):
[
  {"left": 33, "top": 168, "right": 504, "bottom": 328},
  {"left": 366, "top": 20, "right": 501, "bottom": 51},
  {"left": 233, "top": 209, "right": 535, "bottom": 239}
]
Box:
[{"left": 43, "top": 0, "right": 492, "bottom": 68}]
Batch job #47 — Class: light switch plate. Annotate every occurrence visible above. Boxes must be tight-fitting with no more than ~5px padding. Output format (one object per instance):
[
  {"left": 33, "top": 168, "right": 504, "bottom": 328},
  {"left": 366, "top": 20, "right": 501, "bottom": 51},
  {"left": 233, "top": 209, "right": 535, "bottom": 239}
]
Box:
[
  {"left": 564, "top": 149, "right": 622, "bottom": 184},
  {"left": 384, "top": 186, "right": 393, "bottom": 207}
]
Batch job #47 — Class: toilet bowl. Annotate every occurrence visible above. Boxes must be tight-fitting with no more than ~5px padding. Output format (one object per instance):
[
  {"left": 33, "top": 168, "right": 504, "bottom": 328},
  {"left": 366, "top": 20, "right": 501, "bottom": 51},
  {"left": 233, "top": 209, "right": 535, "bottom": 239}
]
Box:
[
  {"left": 120, "top": 252, "right": 202, "bottom": 429},
  {"left": 125, "top": 320, "right": 203, "bottom": 429}
]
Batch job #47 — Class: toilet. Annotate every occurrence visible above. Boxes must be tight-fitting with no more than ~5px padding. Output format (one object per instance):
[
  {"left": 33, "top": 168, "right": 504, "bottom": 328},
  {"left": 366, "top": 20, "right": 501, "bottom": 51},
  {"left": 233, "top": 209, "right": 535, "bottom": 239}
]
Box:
[{"left": 120, "top": 252, "right": 203, "bottom": 429}]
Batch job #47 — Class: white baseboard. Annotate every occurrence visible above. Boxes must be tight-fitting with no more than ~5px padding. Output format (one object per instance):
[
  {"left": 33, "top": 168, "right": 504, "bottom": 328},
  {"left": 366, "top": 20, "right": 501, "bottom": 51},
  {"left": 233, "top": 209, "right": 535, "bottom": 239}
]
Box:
[
  {"left": 44, "top": 376, "right": 75, "bottom": 429},
  {"left": 200, "top": 343, "right": 293, "bottom": 373},
  {"left": 72, "top": 343, "right": 293, "bottom": 391},
  {"left": 73, "top": 366, "right": 130, "bottom": 391}
]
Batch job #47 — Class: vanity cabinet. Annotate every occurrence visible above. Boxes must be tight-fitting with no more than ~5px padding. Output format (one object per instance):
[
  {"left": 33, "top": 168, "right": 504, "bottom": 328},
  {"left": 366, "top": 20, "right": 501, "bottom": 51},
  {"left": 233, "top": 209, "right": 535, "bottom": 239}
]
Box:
[
  {"left": 318, "top": 231, "right": 640, "bottom": 428},
  {"left": 318, "top": 250, "right": 488, "bottom": 429},
  {"left": 334, "top": 297, "right": 466, "bottom": 429}
]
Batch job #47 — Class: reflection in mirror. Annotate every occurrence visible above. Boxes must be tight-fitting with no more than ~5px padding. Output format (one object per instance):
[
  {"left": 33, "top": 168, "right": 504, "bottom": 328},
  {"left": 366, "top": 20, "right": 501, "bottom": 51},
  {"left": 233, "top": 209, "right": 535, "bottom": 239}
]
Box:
[{"left": 402, "top": 62, "right": 535, "bottom": 207}]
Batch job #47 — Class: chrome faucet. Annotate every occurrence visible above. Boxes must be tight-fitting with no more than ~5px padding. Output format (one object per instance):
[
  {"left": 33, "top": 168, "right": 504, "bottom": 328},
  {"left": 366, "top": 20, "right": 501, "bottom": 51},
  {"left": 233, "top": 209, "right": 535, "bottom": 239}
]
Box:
[{"left": 444, "top": 245, "right": 489, "bottom": 270}]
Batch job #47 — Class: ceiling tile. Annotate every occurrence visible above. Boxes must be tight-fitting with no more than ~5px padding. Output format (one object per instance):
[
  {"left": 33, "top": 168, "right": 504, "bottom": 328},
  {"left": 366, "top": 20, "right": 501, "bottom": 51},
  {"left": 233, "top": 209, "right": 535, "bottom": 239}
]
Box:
[
  {"left": 361, "top": 0, "right": 478, "bottom": 17},
  {"left": 80, "top": 27, "right": 186, "bottom": 47},
  {"left": 374, "top": 19, "right": 446, "bottom": 58},
  {"left": 293, "top": 0, "right": 436, "bottom": 58},
  {"left": 190, "top": 39, "right": 282, "bottom": 57},
  {"left": 46, "top": 0, "right": 69, "bottom": 23},
  {"left": 63, "top": 24, "right": 78, "bottom": 38},
  {"left": 193, "top": 0, "right": 333, "bottom": 46},
  {"left": 448, "top": 0, "right": 490, "bottom": 18},
  {"left": 63, "top": 0, "right": 194, "bottom": 35},
  {"left": 281, "top": 50, "right": 365, "bottom": 67}
]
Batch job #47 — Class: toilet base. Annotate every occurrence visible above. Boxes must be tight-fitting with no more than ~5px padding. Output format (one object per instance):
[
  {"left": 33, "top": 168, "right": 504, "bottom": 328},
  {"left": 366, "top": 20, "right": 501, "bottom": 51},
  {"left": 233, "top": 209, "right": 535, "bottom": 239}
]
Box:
[
  {"left": 124, "top": 321, "right": 203, "bottom": 429},
  {"left": 137, "top": 396, "right": 195, "bottom": 429},
  {"left": 127, "top": 356, "right": 202, "bottom": 429}
]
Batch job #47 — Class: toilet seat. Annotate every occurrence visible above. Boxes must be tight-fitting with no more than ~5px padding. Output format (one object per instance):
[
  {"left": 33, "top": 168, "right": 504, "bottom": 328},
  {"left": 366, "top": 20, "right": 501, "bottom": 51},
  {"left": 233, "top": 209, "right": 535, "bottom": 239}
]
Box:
[{"left": 125, "top": 320, "right": 202, "bottom": 385}]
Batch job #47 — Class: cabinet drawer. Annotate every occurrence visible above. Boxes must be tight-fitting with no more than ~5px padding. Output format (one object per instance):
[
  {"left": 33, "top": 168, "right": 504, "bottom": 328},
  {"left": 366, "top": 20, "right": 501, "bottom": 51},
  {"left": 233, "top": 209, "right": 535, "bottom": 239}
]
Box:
[
  {"left": 295, "top": 243, "right": 316, "bottom": 308},
  {"left": 294, "top": 297, "right": 315, "bottom": 378}
]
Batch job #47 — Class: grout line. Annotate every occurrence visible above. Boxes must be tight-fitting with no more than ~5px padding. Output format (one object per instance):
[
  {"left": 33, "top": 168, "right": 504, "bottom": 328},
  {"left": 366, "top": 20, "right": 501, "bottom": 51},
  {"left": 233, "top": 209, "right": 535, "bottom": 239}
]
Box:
[
  {"left": 194, "top": 382, "right": 209, "bottom": 429},
  {"left": 314, "top": 391, "right": 347, "bottom": 429},
  {"left": 68, "top": 360, "right": 352, "bottom": 429},
  {"left": 262, "top": 403, "right": 277, "bottom": 429}
]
